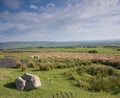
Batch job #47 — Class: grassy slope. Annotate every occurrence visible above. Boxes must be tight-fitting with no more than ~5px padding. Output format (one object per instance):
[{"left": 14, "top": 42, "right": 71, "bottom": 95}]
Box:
[{"left": 0, "top": 68, "right": 120, "bottom": 98}]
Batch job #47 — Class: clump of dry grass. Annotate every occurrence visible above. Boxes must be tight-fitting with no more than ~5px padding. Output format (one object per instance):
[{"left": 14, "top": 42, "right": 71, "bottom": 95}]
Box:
[
  {"left": 27, "top": 60, "right": 35, "bottom": 68},
  {"left": 21, "top": 65, "right": 27, "bottom": 72},
  {"left": 39, "top": 62, "right": 53, "bottom": 71},
  {"left": 16, "top": 60, "right": 22, "bottom": 68},
  {"left": 16, "top": 60, "right": 27, "bottom": 71}
]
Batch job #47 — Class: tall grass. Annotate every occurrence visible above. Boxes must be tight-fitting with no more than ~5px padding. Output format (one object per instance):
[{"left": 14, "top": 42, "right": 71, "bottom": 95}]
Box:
[
  {"left": 39, "top": 62, "right": 53, "bottom": 71},
  {"left": 65, "top": 65, "right": 120, "bottom": 94},
  {"left": 91, "top": 59, "right": 120, "bottom": 69},
  {"left": 21, "top": 65, "right": 27, "bottom": 72},
  {"left": 16, "top": 60, "right": 22, "bottom": 68},
  {"left": 89, "top": 74, "right": 120, "bottom": 94},
  {"left": 27, "top": 60, "right": 35, "bottom": 68}
]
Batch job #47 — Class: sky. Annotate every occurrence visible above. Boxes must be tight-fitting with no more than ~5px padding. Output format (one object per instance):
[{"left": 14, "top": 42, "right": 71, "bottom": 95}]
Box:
[{"left": 0, "top": 0, "right": 120, "bottom": 42}]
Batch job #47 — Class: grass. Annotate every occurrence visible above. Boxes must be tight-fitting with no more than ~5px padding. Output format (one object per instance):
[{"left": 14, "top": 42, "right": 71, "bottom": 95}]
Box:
[
  {"left": 0, "top": 68, "right": 120, "bottom": 98},
  {"left": 0, "top": 48, "right": 120, "bottom": 98},
  {"left": 30, "top": 47, "right": 120, "bottom": 54},
  {"left": 2, "top": 47, "right": 120, "bottom": 54},
  {"left": 65, "top": 64, "right": 120, "bottom": 94}
]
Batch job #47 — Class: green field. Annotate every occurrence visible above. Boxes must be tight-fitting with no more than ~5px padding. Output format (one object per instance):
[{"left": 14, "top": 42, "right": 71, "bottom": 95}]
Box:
[
  {"left": 23, "top": 47, "right": 120, "bottom": 54},
  {"left": 0, "top": 48, "right": 120, "bottom": 98},
  {"left": 0, "top": 67, "right": 120, "bottom": 98}
]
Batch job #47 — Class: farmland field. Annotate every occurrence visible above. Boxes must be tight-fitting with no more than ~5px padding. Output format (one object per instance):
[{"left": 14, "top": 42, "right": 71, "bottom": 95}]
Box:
[{"left": 0, "top": 47, "right": 120, "bottom": 98}]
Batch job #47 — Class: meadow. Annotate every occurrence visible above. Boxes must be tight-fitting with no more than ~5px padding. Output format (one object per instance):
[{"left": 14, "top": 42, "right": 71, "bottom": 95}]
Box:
[
  {"left": 22, "top": 47, "right": 120, "bottom": 54},
  {"left": 0, "top": 47, "right": 120, "bottom": 98}
]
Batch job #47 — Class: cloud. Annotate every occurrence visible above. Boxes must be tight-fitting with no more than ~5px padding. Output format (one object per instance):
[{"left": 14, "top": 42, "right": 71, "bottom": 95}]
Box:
[
  {"left": 30, "top": 5, "right": 38, "bottom": 10},
  {"left": 46, "top": 3, "right": 55, "bottom": 8},
  {"left": 1, "top": 0, "right": 21, "bottom": 9},
  {"left": 39, "top": 3, "right": 56, "bottom": 12},
  {"left": 0, "top": 0, "right": 120, "bottom": 41}
]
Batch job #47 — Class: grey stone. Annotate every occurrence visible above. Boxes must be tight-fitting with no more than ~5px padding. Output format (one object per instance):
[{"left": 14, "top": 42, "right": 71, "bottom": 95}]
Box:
[
  {"left": 15, "top": 73, "right": 41, "bottom": 91},
  {"left": 0, "top": 58, "right": 17, "bottom": 68},
  {"left": 15, "top": 77, "right": 26, "bottom": 90}
]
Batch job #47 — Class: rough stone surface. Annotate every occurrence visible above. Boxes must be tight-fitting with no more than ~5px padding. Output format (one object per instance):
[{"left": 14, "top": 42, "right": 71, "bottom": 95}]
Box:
[
  {"left": 15, "top": 77, "right": 26, "bottom": 90},
  {"left": 0, "top": 58, "right": 17, "bottom": 68},
  {"left": 15, "top": 73, "right": 41, "bottom": 91}
]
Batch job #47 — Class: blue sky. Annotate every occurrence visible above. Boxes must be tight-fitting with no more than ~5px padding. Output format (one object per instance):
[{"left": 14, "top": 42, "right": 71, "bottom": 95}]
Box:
[{"left": 0, "top": 0, "right": 120, "bottom": 42}]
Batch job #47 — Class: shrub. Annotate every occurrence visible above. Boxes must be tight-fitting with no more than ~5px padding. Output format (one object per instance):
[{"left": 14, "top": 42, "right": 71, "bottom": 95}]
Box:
[
  {"left": 16, "top": 60, "right": 22, "bottom": 68},
  {"left": 88, "top": 50, "right": 98, "bottom": 53},
  {"left": 117, "top": 49, "right": 120, "bottom": 51}
]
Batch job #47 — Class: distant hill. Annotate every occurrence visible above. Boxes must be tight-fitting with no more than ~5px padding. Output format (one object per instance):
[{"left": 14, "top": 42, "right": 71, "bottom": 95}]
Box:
[{"left": 0, "top": 40, "right": 120, "bottom": 49}]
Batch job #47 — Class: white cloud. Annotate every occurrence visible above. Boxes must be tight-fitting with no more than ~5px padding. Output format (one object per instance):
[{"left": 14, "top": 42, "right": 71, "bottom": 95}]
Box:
[
  {"left": 0, "top": 0, "right": 120, "bottom": 41},
  {"left": 46, "top": 3, "right": 55, "bottom": 8},
  {"left": 30, "top": 5, "right": 38, "bottom": 10},
  {"left": 39, "top": 3, "right": 55, "bottom": 12}
]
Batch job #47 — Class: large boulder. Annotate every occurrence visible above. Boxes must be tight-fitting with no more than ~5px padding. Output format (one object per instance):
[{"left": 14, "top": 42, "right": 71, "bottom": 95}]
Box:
[{"left": 15, "top": 73, "right": 41, "bottom": 91}]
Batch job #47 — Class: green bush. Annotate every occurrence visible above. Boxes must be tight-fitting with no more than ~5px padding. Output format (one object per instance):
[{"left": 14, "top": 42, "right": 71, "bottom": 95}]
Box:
[
  {"left": 88, "top": 50, "right": 98, "bottom": 53},
  {"left": 117, "top": 49, "right": 120, "bottom": 51}
]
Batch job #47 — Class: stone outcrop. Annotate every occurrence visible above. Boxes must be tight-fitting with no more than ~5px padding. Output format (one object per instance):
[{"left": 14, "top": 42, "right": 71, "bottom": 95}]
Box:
[
  {"left": 0, "top": 58, "right": 17, "bottom": 68},
  {"left": 15, "top": 73, "right": 41, "bottom": 91}
]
